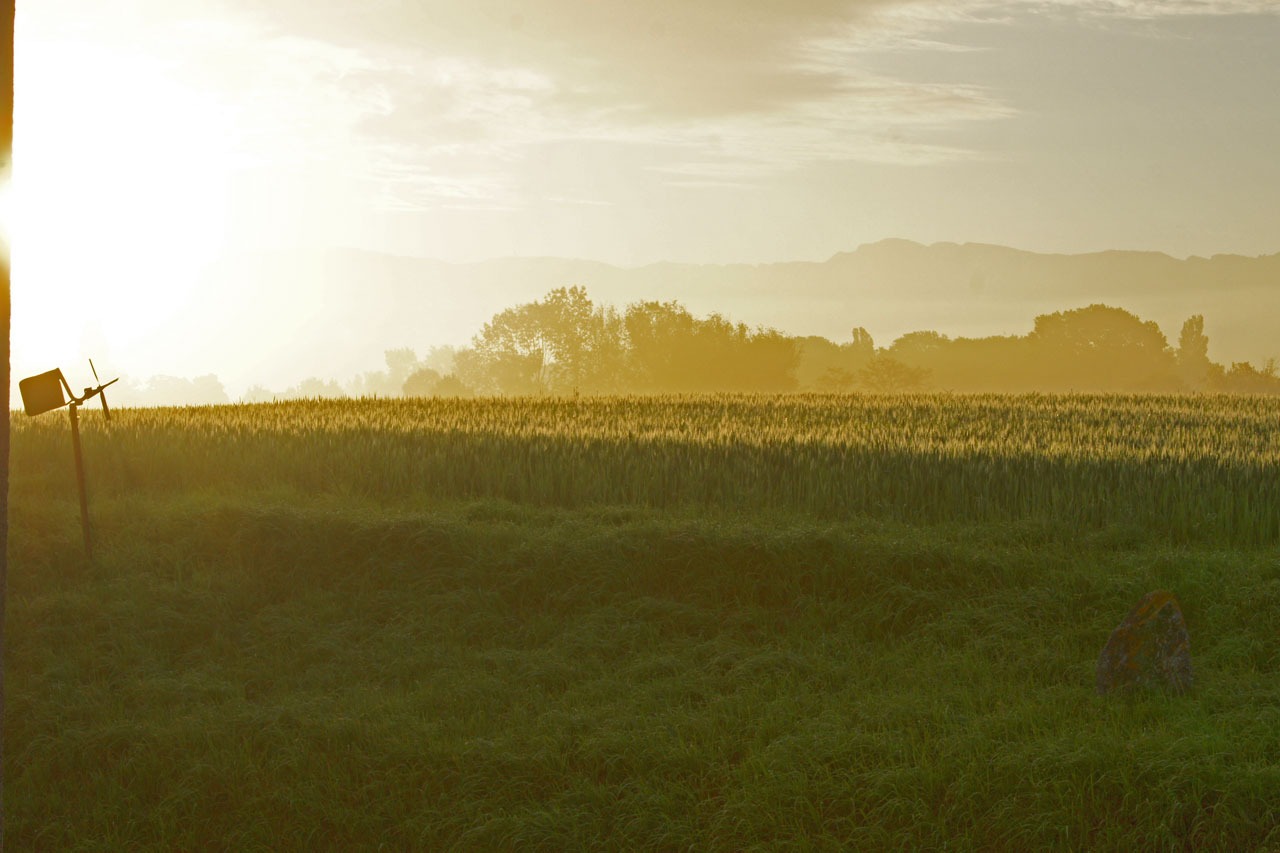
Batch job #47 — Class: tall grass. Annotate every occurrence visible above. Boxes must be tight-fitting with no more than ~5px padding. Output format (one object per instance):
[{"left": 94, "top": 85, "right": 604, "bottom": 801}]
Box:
[
  {"left": 12, "top": 393, "right": 1280, "bottom": 545},
  {"left": 9, "top": 394, "right": 1280, "bottom": 847}
]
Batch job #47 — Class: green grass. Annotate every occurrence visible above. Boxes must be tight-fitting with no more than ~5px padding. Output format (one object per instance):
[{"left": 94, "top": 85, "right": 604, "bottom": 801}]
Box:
[{"left": 7, "top": 396, "right": 1280, "bottom": 848}]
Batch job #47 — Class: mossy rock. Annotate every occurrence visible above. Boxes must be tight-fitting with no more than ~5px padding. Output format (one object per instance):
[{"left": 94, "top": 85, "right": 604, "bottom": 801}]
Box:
[{"left": 1096, "top": 590, "right": 1193, "bottom": 696}]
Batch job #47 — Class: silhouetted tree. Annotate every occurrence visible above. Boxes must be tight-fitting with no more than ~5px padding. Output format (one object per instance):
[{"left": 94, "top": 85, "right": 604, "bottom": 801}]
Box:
[
  {"left": 286, "top": 377, "right": 347, "bottom": 399},
  {"left": 115, "top": 374, "right": 231, "bottom": 406},
  {"left": 421, "top": 345, "right": 458, "bottom": 376},
  {"left": 740, "top": 328, "right": 800, "bottom": 392},
  {"left": 241, "top": 385, "right": 276, "bottom": 403},
  {"left": 466, "top": 301, "right": 553, "bottom": 394},
  {"left": 541, "top": 287, "right": 628, "bottom": 393},
  {"left": 242, "top": 378, "right": 344, "bottom": 401},
  {"left": 349, "top": 348, "right": 431, "bottom": 397},
  {"left": 889, "top": 330, "right": 950, "bottom": 361},
  {"left": 1029, "top": 304, "right": 1176, "bottom": 392},
  {"left": 795, "top": 327, "right": 874, "bottom": 391},
  {"left": 464, "top": 287, "right": 629, "bottom": 395},
  {"left": 625, "top": 300, "right": 797, "bottom": 392},
  {"left": 850, "top": 326, "right": 874, "bottom": 357},
  {"left": 1176, "top": 315, "right": 1212, "bottom": 390},
  {"left": 402, "top": 367, "right": 474, "bottom": 398},
  {"left": 432, "top": 374, "right": 474, "bottom": 398},
  {"left": 816, "top": 367, "right": 858, "bottom": 392},
  {"left": 1218, "top": 359, "right": 1280, "bottom": 394},
  {"left": 858, "top": 354, "right": 929, "bottom": 392},
  {"left": 450, "top": 347, "right": 493, "bottom": 395},
  {"left": 624, "top": 300, "right": 698, "bottom": 392},
  {"left": 402, "top": 367, "right": 442, "bottom": 397}
]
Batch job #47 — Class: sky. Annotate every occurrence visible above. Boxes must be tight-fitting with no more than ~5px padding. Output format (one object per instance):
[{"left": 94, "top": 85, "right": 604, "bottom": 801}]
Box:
[{"left": 7, "top": 0, "right": 1280, "bottom": 388}]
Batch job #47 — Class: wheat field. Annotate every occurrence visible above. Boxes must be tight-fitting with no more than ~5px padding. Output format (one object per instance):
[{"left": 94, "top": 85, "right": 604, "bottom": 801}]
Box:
[
  {"left": 8, "top": 394, "right": 1280, "bottom": 848},
  {"left": 14, "top": 393, "right": 1280, "bottom": 544}
]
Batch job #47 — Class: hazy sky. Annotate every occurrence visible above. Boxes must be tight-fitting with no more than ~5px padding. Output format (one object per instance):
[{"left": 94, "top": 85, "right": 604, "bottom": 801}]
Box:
[{"left": 8, "top": 0, "right": 1280, "bottom": 384}]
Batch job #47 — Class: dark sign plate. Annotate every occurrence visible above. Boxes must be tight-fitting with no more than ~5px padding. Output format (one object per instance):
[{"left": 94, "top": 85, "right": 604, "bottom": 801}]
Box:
[{"left": 19, "top": 369, "right": 68, "bottom": 416}]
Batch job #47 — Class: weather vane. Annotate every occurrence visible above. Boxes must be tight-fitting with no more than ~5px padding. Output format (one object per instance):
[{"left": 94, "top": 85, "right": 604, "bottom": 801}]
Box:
[{"left": 18, "top": 360, "right": 119, "bottom": 560}]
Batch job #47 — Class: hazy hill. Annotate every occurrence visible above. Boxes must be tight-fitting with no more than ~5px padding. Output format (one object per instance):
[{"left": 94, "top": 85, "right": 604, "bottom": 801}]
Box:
[{"left": 184, "top": 240, "right": 1280, "bottom": 393}]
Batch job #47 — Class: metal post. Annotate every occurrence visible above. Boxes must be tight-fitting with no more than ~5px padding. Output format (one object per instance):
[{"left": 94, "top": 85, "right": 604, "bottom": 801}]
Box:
[{"left": 69, "top": 403, "right": 93, "bottom": 561}]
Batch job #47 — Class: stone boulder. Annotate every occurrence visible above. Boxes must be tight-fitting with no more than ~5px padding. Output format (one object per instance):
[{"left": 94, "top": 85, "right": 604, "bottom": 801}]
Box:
[{"left": 1096, "top": 590, "right": 1193, "bottom": 696}]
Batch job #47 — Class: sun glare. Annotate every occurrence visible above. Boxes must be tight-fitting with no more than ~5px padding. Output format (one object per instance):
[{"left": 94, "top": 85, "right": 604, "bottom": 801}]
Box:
[
  {"left": 0, "top": 175, "right": 12, "bottom": 252},
  {"left": 12, "top": 30, "right": 238, "bottom": 375}
]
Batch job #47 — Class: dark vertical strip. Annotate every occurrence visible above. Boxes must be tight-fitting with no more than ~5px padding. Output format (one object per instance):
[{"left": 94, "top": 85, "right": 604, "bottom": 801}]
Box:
[
  {"left": 69, "top": 406, "right": 90, "bottom": 560},
  {"left": 1, "top": 1, "right": 12, "bottom": 848}
]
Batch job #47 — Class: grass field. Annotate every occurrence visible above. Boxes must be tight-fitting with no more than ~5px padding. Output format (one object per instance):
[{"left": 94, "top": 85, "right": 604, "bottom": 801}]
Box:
[{"left": 7, "top": 394, "right": 1280, "bottom": 849}]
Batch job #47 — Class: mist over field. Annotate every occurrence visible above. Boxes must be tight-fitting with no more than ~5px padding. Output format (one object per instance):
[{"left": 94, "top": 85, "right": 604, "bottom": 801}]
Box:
[
  {"left": 200, "top": 240, "right": 1280, "bottom": 392},
  {"left": 11, "top": 2, "right": 1280, "bottom": 399},
  {"left": 32, "top": 239, "right": 1279, "bottom": 404}
]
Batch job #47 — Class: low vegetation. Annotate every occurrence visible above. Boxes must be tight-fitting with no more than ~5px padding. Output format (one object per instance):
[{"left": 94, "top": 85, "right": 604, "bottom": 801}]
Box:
[{"left": 7, "top": 394, "right": 1280, "bottom": 847}]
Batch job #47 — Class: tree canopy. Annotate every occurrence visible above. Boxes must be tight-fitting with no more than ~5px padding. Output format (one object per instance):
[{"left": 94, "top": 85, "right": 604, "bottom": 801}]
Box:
[{"left": 228, "top": 291, "right": 1280, "bottom": 402}]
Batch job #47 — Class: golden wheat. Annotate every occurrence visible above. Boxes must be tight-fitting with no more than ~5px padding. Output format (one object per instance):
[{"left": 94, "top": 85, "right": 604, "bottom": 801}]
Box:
[{"left": 11, "top": 393, "right": 1279, "bottom": 545}]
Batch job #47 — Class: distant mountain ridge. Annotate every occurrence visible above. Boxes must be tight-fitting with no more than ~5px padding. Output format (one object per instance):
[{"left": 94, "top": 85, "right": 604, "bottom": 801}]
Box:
[{"left": 180, "top": 240, "right": 1280, "bottom": 393}]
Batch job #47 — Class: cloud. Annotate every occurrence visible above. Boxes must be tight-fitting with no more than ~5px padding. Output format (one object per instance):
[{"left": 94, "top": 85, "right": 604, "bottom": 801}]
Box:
[
  {"left": 229, "top": 1, "right": 907, "bottom": 118},
  {"left": 198, "top": 0, "right": 1019, "bottom": 201},
  {"left": 905, "top": 0, "right": 1280, "bottom": 18},
  {"left": 1052, "top": 0, "right": 1280, "bottom": 15},
  {"left": 28, "top": 0, "right": 1276, "bottom": 212}
]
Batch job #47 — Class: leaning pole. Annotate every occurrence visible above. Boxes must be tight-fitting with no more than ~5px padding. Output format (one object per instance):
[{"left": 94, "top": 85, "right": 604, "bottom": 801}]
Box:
[{"left": 2, "top": 1, "right": 13, "bottom": 848}]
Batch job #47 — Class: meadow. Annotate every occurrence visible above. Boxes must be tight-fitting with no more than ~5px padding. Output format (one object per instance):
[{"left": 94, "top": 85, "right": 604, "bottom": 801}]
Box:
[{"left": 7, "top": 394, "right": 1280, "bottom": 849}]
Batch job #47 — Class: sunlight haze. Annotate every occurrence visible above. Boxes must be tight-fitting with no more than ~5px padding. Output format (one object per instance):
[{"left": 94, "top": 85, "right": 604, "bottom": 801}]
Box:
[
  {"left": 10, "top": 6, "right": 1280, "bottom": 845},
  {"left": 10, "top": 0, "right": 1280, "bottom": 395}
]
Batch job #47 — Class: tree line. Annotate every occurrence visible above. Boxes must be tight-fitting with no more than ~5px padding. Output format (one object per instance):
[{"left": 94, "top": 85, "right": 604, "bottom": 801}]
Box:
[
  {"left": 131, "top": 286, "right": 1274, "bottom": 404},
  {"left": 345, "top": 288, "right": 1276, "bottom": 397}
]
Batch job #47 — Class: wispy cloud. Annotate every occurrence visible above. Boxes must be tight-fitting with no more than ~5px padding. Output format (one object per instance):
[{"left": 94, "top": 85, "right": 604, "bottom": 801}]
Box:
[
  {"left": 247, "top": 2, "right": 1020, "bottom": 201},
  {"left": 1048, "top": 0, "right": 1280, "bottom": 16},
  {"left": 157, "top": 0, "right": 999, "bottom": 202},
  {"left": 902, "top": 0, "right": 1280, "bottom": 18},
  {"left": 27, "top": 0, "right": 1277, "bottom": 212}
]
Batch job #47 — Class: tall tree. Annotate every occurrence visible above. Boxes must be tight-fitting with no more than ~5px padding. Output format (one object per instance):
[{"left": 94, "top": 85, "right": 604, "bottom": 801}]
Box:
[
  {"left": 858, "top": 354, "right": 929, "bottom": 392},
  {"left": 849, "top": 327, "right": 874, "bottom": 359},
  {"left": 624, "top": 300, "right": 698, "bottom": 392},
  {"left": 795, "top": 328, "right": 874, "bottom": 391},
  {"left": 467, "top": 300, "right": 553, "bottom": 394},
  {"left": 624, "top": 300, "right": 797, "bottom": 392},
  {"left": 539, "top": 286, "right": 628, "bottom": 393},
  {"left": 464, "top": 287, "right": 627, "bottom": 395},
  {"left": 402, "top": 367, "right": 442, "bottom": 397},
  {"left": 1029, "top": 304, "right": 1176, "bottom": 392},
  {"left": 1176, "top": 315, "right": 1212, "bottom": 390}
]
